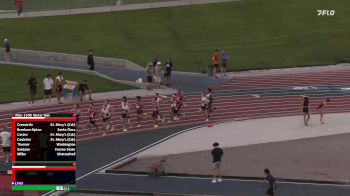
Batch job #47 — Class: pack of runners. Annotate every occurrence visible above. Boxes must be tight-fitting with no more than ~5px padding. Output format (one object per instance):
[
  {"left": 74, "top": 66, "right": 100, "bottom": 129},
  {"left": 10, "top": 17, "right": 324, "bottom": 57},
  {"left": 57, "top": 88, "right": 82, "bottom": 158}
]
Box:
[{"left": 79, "top": 88, "right": 215, "bottom": 134}]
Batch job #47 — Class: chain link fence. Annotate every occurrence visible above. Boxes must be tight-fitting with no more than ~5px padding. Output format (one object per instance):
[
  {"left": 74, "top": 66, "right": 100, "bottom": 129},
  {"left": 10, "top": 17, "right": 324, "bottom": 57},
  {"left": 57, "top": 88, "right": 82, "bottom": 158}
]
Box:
[{"left": 0, "top": 0, "right": 178, "bottom": 13}]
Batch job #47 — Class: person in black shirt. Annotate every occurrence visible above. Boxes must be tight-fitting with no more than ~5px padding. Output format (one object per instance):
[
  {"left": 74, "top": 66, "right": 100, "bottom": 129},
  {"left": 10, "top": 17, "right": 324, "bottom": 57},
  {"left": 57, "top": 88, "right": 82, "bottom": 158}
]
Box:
[
  {"left": 164, "top": 58, "right": 173, "bottom": 86},
  {"left": 211, "top": 142, "right": 223, "bottom": 183},
  {"left": 87, "top": 49, "right": 95, "bottom": 70},
  {"left": 3, "top": 38, "right": 10, "bottom": 62},
  {"left": 263, "top": 168, "right": 276, "bottom": 196},
  {"left": 27, "top": 73, "right": 37, "bottom": 105},
  {"left": 302, "top": 96, "right": 310, "bottom": 126},
  {"left": 78, "top": 80, "right": 93, "bottom": 102}
]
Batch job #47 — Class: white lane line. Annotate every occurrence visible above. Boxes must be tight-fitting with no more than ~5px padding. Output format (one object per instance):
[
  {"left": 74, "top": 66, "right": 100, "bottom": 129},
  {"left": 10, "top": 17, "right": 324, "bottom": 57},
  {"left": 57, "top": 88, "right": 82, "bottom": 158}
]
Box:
[
  {"left": 41, "top": 124, "right": 205, "bottom": 196},
  {"left": 95, "top": 173, "right": 350, "bottom": 187}
]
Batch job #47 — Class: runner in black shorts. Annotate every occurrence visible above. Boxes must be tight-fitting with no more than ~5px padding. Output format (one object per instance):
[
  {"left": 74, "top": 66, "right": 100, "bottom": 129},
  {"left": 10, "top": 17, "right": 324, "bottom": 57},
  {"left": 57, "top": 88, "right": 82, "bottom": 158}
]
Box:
[
  {"left": 101, "top": 99, "right": 113, "bottom": 133},
  {"left": 71, "top": 104, "right": 81, "bottom": 128},
  {"left": 169, "top": 94, "right": 179, "bottom": 121},
  {"left": 135, "top": 96, "right": 144, "bottom": 128},
  {"left": 87, "top": 103, "right": 99, "bottom": 133},
  {"left": 121, "top": 96, "right": 130, "bottom": 132},
  {"left": 152, "top": 93, "right": 164, "bottom": 127},
  {"left": 302, "top": 96, "right": 310, "bottom": 126},
  {"left": 200, "top": 91, "right": 210, "bottom": 121},
  {"left": 207, "top": 88, "right": 214, "bottom": 112}
]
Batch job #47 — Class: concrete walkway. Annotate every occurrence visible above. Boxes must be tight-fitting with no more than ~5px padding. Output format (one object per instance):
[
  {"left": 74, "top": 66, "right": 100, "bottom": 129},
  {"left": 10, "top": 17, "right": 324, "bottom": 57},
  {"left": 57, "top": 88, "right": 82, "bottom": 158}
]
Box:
[
  {"left": 0, "top": 88, "right": 176, "bottom": 111},
  {"left": 113, "top": 112, "right": 350, "bottom": 183},
  {"left": 2, "top": 60, "right": 228, "bottom": 93},
  {"left": 137, "top": 112, "right": 350, "bottom": 157},
  {"left": 0, "top": 0, "right": 239, "bottom": 19}
]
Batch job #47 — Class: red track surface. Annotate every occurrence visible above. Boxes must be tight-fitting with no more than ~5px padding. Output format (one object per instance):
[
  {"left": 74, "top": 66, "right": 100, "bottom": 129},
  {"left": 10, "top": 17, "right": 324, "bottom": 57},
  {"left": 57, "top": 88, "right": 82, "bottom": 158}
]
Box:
[
  {"left": 214, "top": 70, "right": 350, "bottom": 91},
  {"left": 1, "top": 69, "right": 350, "bottom": 142}
]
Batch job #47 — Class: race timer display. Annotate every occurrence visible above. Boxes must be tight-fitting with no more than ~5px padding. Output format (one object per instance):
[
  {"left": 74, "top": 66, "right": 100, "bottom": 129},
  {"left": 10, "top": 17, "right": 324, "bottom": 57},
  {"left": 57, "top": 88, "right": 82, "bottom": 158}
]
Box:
[{"left": 11, "top": 113, "right": 77, "bottom": 191}]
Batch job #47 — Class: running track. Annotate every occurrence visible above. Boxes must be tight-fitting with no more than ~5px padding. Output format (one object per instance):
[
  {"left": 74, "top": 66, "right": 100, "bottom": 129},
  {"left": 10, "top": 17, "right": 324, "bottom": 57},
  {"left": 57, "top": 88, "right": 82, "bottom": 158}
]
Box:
[{"left": 1, "top": 69, "right": 350, "bottom": 143}]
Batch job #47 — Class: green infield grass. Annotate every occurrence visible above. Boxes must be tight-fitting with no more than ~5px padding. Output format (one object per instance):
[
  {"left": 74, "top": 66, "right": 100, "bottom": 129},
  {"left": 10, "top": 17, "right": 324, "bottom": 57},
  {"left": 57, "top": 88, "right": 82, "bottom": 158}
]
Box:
[
  {"left": 0, "top": 64, "right": 135, "bottom": 103},
  {"left": 0, "top": 0, "right": 349, "bottom": 72}
]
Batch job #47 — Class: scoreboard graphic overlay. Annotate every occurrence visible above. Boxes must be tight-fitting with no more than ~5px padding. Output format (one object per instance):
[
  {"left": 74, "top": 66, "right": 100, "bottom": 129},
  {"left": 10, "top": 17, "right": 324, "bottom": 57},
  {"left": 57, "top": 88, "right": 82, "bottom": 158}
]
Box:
[{"left": 11, "top": 113, "right": 77, "bottom": 191}]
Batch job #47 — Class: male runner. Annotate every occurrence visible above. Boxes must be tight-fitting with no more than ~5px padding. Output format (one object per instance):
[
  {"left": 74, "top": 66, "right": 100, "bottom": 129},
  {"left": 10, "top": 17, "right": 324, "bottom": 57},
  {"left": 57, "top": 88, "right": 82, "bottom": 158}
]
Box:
[
  {"left": 121, "top": 96, "right": 131, "bottom": 132},
  {"left": 201, "top": 91, "right": 210, "bottom": 121},
  {"left": 101, "top": 99, "right": 113, "bottom": 133},
  {"left": 135, "top": 96, "right": 144, "bottom": 127},
  {"left": 71, "top": 104, "right": 81, "bottom": 128},
  {"left": 152, "top": 93, "right": 164, "bottom": 127},
  {"left": 87, "top": 103, "right": 99, "bottom": 133}
]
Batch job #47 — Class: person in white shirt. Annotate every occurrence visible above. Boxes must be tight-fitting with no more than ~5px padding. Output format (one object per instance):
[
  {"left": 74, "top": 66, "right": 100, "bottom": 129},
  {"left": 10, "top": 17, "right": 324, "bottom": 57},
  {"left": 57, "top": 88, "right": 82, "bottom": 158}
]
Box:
[
  {"left": 43, "top": 74, "right": 54, "bottom": 103},
  {"left": 101, "top": 99, "right": 113, "bottom": 134},
  {"left": 0, "top": 126, "right": 11, "bottom": 164},
  {"left": 154, "top": 62, "right": 163, "bottom": 89},
  {"left": 121, "top": 96, "right": 131, "bottom": 132},
  {"left": 200, "top": 91, "right": 210, "bottom": 122}
]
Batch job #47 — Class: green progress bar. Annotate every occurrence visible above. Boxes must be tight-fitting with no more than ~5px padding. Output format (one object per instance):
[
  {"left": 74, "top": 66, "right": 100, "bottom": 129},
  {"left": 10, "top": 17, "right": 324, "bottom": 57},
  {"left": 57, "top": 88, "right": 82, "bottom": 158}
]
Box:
[{"left": 12, "top": 185, "right": 76, "bottom": 191}]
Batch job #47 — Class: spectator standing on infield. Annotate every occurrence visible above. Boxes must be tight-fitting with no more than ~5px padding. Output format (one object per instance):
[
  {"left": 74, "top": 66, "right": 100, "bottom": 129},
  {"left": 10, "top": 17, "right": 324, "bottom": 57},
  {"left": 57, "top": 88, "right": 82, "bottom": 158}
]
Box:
[
  {"left": 78, "top": 80, "right": 93, "bottom": 102},
  {"left": 220, "top": 49, "right": 228, "bottom": 77},
  {"left": 262, "top": 168, "right": 276, "bottom": 196},
  {"left": 0, "top": 126, "right": 11, "bottom": 164},
  {"left": 211, "top": 142, "right": 223, "bottom": 183},
  {"left": 3, "top": 38, "right": 10, "bottom": 62},
  {"left": 27, "top": 73, "right": 37, "bottom": 105},
  {"left": 317, "top": 98, "right": 330, "bottom": 124},
  {"left": 154, "top": 62, "right": 162, "bottom": 89},
  {"left": 145, "top": 62, "right": 153, "bottom": 90},
  {"left": 212, "top": 49, "right": 219, "bottom": 77},
  {"left": 55, "top": 72, "right": 64, "bottom": 104},
  {"left": 164, "top": 58, "right": 173, "bottom": 86},
  {"left": 302, "top": 96, "right": 310, "bottom": 126},
  {"left": 153, "top": 57, "right": 160, "bottom": 72},
  {"left": 15, "top": 0, "right": 23, "bottom": 16},
  {"left": 87, "top": 49, "right": 95, "bottom": 71},
  {"left": 43, "top": 74, "right": 54, "bottom": 103}
]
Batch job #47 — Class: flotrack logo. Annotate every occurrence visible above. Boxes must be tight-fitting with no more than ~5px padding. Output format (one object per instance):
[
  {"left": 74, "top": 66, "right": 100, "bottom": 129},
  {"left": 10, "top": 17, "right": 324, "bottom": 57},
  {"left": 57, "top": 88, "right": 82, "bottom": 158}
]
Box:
[{"left": 317, "top": 10, "right": 335, "bottom": 16}]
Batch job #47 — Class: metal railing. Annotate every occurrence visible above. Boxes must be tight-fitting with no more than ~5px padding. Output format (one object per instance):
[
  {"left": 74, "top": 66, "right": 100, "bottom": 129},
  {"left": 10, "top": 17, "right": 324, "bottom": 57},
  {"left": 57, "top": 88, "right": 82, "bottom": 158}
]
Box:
[{"left": 0, "top": 0, "right": 178, "bottom": 13}]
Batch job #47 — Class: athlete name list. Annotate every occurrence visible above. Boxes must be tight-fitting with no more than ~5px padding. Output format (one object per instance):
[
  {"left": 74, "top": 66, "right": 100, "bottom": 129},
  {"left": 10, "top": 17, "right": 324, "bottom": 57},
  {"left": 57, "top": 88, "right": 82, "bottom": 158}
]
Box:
[{"left": 15, "top": 122, "right": 76, "bottom": 160}]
